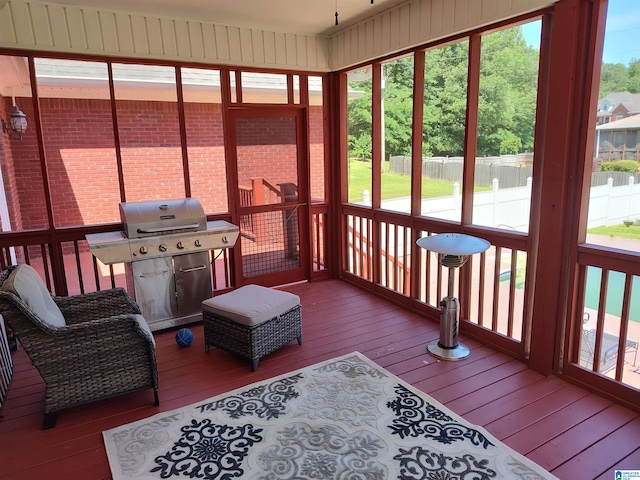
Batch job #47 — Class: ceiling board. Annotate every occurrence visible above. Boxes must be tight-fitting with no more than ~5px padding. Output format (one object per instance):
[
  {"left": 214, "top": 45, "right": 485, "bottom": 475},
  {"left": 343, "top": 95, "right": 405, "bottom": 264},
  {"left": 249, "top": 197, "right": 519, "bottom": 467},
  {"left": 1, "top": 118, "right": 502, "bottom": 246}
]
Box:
[{"left": 37, "top": 0, "right": 409, "bottom": 37}]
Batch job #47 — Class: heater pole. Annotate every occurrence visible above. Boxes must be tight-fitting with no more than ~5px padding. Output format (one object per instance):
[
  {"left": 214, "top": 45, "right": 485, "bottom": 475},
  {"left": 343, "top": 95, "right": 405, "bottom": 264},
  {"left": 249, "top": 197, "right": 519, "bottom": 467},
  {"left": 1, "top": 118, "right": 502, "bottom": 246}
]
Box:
[{"left": 416, "top": 234, "right": 490, "bottom": 362}]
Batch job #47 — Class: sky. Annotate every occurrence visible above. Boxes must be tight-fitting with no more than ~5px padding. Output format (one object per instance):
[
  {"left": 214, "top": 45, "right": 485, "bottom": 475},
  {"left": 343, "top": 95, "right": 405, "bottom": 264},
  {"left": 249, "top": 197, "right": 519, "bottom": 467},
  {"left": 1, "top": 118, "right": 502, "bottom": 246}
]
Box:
[
  {"left": 521, "top": 0, "right": 640, "bottom": 66},
  {"left": 601, "top": 0, "right": 640, "bottom": 64}
]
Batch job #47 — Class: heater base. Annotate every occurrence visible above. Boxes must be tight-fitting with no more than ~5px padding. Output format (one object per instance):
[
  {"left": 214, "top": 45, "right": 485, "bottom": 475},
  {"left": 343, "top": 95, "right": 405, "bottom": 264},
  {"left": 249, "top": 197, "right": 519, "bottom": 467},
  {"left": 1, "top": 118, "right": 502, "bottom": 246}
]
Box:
[{"left": 427, "top": 340, "right": 470, "bottom": 361}]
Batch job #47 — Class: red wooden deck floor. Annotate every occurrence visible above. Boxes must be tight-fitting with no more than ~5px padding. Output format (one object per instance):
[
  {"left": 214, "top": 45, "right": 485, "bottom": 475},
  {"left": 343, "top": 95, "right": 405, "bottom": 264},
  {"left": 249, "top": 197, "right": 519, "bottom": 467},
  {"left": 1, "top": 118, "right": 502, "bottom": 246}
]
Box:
[{"left": 0, "top": 279, "right": 639, "bottom": 479}]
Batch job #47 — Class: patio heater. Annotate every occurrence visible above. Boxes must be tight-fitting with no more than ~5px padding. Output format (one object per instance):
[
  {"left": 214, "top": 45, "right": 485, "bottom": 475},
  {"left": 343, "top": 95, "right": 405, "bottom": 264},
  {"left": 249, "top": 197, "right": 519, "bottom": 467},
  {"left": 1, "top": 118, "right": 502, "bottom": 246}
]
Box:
[{"left": 416, "top": 233, "right": 490, "bottom": 361}]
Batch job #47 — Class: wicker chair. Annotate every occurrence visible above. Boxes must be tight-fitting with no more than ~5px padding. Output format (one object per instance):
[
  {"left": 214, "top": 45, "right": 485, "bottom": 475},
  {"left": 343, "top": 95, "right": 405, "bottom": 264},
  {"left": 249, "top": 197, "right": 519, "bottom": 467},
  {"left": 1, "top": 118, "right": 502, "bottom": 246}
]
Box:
[{"left": 0, "top": 265, "right": 159, "bottom": 429}]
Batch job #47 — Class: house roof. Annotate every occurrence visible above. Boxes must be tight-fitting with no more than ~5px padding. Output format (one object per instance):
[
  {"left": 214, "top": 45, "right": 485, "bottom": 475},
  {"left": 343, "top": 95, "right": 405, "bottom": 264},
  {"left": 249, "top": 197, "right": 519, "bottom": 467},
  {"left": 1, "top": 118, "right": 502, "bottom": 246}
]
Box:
[
  {"left": 0, "top": 57, "right": 361, "bottom": 104},
  {"left": 26, "top": 58, "right": 344, "bottom": 104},
  {"left": 596, "top": 113, "right": 640, "bottom": 130},
  {"left": 598, "top": 91, "right": 640, "bottom": 114}
]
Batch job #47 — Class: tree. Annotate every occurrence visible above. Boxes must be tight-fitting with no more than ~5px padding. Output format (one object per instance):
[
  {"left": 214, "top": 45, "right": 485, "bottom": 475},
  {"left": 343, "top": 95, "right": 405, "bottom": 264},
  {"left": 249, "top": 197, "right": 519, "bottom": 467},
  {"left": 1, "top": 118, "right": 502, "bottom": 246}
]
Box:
[
  {"left": 627, "top": 58, "right": 640, "bottom": 94},
  {"left": 599, "top": 62, "right": 628, "bottom": 97},
  {"left": 597, "top": 59, "right": 640, "bottom": 97},
  {"left": 347, "top": 72, "right": 373, "bottom": 161},
  {"left": 475, "top": 27, "right": 539, "bottom": 157},
  {"left": 348, "top": 133, "right": 372, "bottom": 161},
  {"left": 346, "top": 25, "right": 541, "bottom": 160},
  {"left": 382, "top": 57, "right": 414, "bottom": 158},
  {"left": 424, "top": 40, "right": 469, "bottom": 157}
]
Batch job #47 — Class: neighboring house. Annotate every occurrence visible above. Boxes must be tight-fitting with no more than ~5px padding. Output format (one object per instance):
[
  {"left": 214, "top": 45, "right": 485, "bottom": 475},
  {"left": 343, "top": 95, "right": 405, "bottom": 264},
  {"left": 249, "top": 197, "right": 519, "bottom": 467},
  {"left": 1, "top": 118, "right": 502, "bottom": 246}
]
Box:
[
  {"left": 596, "top": 91, "right": 640, "bottom": 125},
  {"left": 595, "top": 113, "right": 640, "bottom": 161}
]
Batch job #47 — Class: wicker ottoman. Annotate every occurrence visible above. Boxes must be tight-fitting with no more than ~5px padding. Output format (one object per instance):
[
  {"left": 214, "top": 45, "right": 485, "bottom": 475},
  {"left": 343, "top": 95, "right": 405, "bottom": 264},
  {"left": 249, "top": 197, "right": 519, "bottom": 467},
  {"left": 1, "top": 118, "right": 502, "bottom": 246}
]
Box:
[{"left": 202, "top": 285, "right": 302, "bottom": 371}]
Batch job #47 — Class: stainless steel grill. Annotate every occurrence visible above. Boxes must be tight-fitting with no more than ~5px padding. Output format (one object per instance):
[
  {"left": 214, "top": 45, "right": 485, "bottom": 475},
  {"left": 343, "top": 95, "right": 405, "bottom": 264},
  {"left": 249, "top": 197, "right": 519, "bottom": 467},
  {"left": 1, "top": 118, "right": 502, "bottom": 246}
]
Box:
[{"left": 86, "top": 198, "right": 239, "bottom": 331}]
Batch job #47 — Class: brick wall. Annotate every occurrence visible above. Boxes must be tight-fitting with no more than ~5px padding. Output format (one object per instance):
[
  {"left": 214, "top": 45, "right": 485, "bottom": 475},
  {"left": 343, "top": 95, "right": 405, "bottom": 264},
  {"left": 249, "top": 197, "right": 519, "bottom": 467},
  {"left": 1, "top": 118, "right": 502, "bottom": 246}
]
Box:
[
  {"left": 309, "top": 106, "right": 326, "bottom": 201},
  {"left": 2, "top": 97, "right": 44, "bottom": 231},
  {"left": 236, "top": 116, "right": 298, "bottom": 193},
  {"left": 3, "top": 97, "right": 324, "bottom": 231},
  {"left": 235, "top": 113, "right": 326, "bottom": 202},
  {"left": 610, "top": 104, "right": 630, "bottom": 122},
  {"left": 185, "top": 102, "right": 228, "bottom": 213},
  {"left": 39, "top": 97, "right": 122, "bottom": 226},
  {"left": 0, "top": 97, "right": 19, "bottom": 231}
]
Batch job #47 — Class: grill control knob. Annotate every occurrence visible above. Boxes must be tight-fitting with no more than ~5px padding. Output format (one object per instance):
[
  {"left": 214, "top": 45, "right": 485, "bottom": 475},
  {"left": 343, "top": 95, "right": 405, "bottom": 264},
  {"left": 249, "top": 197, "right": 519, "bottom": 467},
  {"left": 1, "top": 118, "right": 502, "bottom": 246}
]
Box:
[
  {"left": 139, "top": 246, "right": 148, "bottom": 255},
  {"left": 194, "top": 239, "right": 202, "bottom": 247},
  {"left": 177, "top": 241, "right": 185, "bottom": 250},
  {"left": 158, "top": 244, "right": 168, "bottom": 252}
]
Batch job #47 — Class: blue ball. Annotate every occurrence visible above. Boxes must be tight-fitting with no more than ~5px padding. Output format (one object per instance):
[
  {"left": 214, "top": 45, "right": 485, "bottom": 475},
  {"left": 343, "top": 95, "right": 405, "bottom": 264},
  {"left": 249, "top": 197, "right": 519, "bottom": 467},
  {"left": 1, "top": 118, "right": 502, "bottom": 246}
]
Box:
[{"left": 175, "top": 328, "right": 194, "bottom": 347}]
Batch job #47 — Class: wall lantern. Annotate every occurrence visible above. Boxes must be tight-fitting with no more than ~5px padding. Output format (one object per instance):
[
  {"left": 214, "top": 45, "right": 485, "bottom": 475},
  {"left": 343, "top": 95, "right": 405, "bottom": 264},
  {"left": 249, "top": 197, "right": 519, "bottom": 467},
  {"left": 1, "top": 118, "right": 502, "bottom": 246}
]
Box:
[{"left": 1, "top": 105, "right": 28, "bottom": 140}]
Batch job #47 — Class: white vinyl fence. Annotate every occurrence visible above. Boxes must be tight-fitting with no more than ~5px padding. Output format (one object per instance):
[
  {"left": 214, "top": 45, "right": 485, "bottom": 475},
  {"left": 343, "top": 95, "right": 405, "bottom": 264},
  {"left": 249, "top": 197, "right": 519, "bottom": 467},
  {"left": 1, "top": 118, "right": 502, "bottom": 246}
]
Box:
[
  {"left": 587, "top": 177, "right": 640, "bottom": 228},
  {"left": 374, "top": 176, "right": 640, "bottom": 231}
]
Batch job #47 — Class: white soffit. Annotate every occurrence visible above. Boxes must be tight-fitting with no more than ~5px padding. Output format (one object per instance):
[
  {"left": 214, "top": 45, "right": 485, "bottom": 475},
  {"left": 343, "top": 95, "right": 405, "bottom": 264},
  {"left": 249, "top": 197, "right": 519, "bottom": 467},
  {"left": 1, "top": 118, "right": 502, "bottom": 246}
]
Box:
[
  {"left": 0, "top": 0, "right": 333, "bottom": 71},
  {"left": 0, "top": 0, "right": 559, "bottom": 72},
  {"left": 331, "top": 0, "right": 559, "bottom": 71}
]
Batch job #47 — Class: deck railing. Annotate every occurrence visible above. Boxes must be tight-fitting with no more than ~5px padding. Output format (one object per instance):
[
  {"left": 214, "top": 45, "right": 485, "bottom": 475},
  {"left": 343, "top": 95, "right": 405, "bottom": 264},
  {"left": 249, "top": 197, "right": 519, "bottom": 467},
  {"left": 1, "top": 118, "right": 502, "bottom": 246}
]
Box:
[
  {"left": 467, "top": 243, "right": 528, "bottom": 341},
  {"left": 343, "top": 205, "right": 530, "bottom": 353},
  {"left": 238, "top": 185, "right": 255, "bottom": 238},
  {"left": 344, "top": 211, "right": 373, "bottom": 282},
  {"left": 0, "top": 315, "right": 13, "bottom": 416},
  {"left": 380, "top": 220, "right": 412, "bottom": 297},
  {"left": 0, "top": 220, "right": 236, "bottom": 299},
  {"left": 572, "top": 245, "right": 640, "bottom": 390},
  {"left": 239, "top": 179, "right": 299, "bottom": 242},
  {"left": 311, "top": 206, "right": 328, "bottom": 274}
]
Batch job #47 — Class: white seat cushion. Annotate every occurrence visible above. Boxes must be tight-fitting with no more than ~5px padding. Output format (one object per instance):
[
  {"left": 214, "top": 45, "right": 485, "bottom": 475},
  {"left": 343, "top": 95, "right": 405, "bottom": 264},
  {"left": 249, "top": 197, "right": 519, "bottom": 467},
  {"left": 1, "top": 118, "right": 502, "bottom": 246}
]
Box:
[
  {"left": 202, "top": 285, "right": 300, "bottom": 326},
  {"left": 1, "top": 265, "right": 66, "bottom": 327}
]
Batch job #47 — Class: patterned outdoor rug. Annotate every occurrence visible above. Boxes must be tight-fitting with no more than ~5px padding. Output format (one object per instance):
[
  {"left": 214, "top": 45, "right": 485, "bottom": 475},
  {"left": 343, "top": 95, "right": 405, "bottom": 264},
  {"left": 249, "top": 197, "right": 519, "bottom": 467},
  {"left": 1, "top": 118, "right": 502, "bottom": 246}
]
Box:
[{"left": 103, "top": 352, "right": 558, "bottom": 479}]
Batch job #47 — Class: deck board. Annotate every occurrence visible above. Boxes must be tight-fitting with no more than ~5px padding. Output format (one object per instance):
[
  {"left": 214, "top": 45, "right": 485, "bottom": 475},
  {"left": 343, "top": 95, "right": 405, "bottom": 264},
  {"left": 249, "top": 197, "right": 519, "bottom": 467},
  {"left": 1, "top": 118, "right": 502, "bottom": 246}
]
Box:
[
  {"left": 595, "top": 447, "right": 640, "bottom": 479},
  {"left": 503, "top": 393, "right": 614, "bottom": 454},
  {"left": 484, "top": 383, "right": 591, "bottom": 439},
  {"left": 527, "top": 403, "right": 638, "bottom": 472},
  {"left": 453, "top": 369, "right": 563, "bottom": 419},
  {"left": 551, "top": 415, "right": 640, "bottom": 479},
  {"left": 0, "top": 278, "right": 638, "bottom": 479},
  {"left": 427, "top": 359, "right": 530, "bottom": 404}
]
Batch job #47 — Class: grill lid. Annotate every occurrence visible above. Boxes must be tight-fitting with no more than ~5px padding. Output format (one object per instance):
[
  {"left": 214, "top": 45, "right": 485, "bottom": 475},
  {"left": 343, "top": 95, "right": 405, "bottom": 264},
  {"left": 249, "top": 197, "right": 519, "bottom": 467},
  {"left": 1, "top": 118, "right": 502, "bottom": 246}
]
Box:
[{"left": 120, "top": 198, "right": 207, "bottom": 238}]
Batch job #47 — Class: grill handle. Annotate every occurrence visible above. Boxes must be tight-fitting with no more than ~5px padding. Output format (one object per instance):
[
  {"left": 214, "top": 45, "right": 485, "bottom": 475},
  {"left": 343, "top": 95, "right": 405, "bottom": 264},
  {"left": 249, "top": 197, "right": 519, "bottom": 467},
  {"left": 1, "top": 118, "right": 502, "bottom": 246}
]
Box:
[
  {"left": 139, "top": 270, "right": 170, "bottom": 278},
  {"left": 137, "top": 223, "right": 200, "bottom": 234},
  {"left": 179, "top": 265, "right": 208, "bottom": 273}
]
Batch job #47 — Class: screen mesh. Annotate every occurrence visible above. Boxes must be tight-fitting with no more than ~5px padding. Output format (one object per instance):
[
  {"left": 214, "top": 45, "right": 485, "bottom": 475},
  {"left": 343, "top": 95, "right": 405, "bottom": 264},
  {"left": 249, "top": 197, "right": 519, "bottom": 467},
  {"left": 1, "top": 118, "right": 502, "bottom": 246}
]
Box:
[{"left": 241, "top": 208, "right": 300, "bottom": 277}]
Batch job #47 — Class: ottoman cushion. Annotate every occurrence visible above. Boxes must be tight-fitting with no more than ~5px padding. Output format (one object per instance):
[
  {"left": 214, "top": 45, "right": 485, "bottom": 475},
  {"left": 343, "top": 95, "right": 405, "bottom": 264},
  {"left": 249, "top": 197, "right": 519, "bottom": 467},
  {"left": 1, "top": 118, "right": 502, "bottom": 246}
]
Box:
[{"left": 202, "top": 284, "right": 300, "bottom": 326}]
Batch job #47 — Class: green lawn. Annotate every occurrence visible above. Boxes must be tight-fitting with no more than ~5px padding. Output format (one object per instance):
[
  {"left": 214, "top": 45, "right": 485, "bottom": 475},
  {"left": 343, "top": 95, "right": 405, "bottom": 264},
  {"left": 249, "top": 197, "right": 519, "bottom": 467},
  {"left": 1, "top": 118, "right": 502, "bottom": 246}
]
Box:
[
  {"left": 348, "top": 158, "right": 489, "bottom": 202},
  {"left": 587, "top": 223, "right": 640, "bottom": 240}
]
